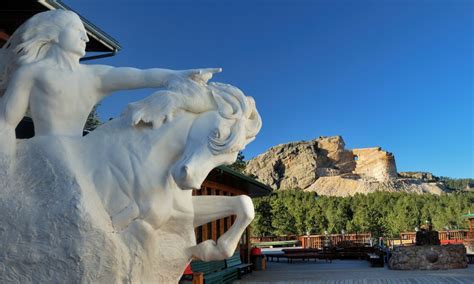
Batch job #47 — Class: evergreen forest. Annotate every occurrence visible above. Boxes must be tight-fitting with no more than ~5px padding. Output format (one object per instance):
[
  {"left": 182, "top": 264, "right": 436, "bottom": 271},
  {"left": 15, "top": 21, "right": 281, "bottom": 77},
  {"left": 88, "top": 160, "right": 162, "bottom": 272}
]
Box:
[{"left": 251, "top": 190, "right": 474, "bottom": 238}]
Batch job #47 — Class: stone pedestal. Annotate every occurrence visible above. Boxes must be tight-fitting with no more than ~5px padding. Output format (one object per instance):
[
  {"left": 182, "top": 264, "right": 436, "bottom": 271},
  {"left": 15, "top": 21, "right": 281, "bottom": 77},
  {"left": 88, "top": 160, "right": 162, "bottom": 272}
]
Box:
[
  {"left": 389, "top": 244, "right": 468, "bottom": 270},
  {"left": 0, "top": 147, "right": 194, "bottom": 283}
]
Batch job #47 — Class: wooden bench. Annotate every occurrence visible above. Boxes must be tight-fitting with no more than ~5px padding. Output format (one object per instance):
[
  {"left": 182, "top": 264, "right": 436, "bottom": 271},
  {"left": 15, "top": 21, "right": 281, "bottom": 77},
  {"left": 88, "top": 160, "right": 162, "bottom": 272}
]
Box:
[
  {"left": 264, "top": 252, "right": 287, "bottom": 262},
  {"left": 336, "top": 246, "right": 375, "bottom": 260},
  {"left": 225, "top": 252, "right": 252, "bottom": 277},
  {"left": 186, "top": 259, "right": 238, "bottom": 284},
  {"left": 281, "top": 248, "right": 335, "bottom": 263},
  {"left": 284, "top": 252, "right": 335, "bottom": 263},
  {"left": 181, "top": 253, "right": 250, "bottom": 284}
]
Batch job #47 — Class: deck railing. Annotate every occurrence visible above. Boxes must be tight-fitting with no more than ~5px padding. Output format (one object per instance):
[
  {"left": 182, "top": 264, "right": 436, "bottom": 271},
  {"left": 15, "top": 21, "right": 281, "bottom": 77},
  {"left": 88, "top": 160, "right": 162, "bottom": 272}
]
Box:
[
  {"left": 387, "top": 230, "right": 471, "bottom": 246},
  {"left": 253, "top": 230, "right": 474, "bottom": 248},
  {"left": 299, "top": 233, "right": 372, "bottom": 249},
  {"left": 250, "top": 235, "right": 298, "bottom": 243}
]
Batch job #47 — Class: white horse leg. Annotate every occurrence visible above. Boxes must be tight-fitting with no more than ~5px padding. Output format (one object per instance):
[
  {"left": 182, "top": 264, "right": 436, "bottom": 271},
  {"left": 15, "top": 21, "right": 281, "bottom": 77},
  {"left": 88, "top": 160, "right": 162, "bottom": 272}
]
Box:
[{"left": 188, "top": 195, "right": 254, "bottom": 261}]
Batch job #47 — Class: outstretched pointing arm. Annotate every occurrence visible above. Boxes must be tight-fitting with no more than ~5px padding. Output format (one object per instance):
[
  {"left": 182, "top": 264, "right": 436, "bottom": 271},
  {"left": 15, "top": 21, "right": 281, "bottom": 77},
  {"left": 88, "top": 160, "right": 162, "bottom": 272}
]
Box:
[{"left": 93, "top": 65, "right": 221, "bottom": 96}]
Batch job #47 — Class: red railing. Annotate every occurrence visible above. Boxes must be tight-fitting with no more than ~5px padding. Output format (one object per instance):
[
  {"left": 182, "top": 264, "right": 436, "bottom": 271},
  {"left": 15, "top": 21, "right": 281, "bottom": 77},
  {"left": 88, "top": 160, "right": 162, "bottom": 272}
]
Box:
[
  {"left": 250, "top": 235, "right": 298, "bottom": 243},
  {"left": 388, "top": 230, "right": 471, "bottom": 246},
  {"left": 255, "top": 230, "right": 474, "bottom": 248},
  {"left": 299, "top": 233, "right": 372, "bottom": 249}
]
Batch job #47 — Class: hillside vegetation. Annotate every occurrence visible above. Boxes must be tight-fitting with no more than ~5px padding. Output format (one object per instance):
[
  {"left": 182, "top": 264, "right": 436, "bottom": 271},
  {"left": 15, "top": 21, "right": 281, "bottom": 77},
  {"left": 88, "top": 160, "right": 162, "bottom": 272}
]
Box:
[
  {"left": 439, "top": 177, "right": 474, "bottom": 191},
  {"left": 251, "top": 190, "right": 474, "bottom": 238}
]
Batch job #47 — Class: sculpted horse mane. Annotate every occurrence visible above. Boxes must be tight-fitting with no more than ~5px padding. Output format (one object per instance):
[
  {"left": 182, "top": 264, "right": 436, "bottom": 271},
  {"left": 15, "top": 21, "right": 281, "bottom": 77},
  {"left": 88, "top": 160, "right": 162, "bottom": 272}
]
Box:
[{"left": 123, "top": 81, "right": 261, "bottom": 141}]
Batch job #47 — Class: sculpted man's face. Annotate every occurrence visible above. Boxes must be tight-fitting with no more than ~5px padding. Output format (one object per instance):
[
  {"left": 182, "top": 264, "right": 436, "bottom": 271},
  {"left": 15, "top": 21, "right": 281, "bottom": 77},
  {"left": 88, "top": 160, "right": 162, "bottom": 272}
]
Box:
[{"left": 57, "top": 16, "right": 89, "bottom": 57}]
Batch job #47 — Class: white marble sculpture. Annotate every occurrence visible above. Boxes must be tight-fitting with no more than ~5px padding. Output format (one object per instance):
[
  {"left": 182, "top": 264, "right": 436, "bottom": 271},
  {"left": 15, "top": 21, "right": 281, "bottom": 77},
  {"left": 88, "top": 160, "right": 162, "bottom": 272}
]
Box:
[
  {"left": 0, "top": 10, "right": 261, "bottom": 283},
  {"left": 0, "top": 9, "right": 220, "bottom": 156}
]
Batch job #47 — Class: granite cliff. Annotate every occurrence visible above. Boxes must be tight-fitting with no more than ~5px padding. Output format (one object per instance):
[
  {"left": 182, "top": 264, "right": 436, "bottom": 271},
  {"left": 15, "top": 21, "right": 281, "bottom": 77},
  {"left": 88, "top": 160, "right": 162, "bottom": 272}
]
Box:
[{"left": 245, "top": 136, "right": 446, "bottom": 196}]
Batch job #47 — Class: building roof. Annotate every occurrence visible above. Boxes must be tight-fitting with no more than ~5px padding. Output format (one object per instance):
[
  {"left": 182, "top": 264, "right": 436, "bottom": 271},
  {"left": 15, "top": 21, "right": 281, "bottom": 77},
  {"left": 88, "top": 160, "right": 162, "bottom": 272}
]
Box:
[
  {"left": 1, "top": 0, "right": 121, "bottom": 59},
  {"left": 206, "top": 166, "right": 272, "bottom": 198}
]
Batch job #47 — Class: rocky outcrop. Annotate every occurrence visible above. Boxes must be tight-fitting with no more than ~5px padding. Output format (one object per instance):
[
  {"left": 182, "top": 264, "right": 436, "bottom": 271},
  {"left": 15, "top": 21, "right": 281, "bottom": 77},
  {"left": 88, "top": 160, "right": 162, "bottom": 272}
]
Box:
[
  {"left": 399, "top": 172, "right": 438, "bottom": 182},
  {"left": 306, "top": 176, "right": 446, "bottom": 197},
  {"left": 245, "top": 136, "right": 447, "bottom": 196},
  {"left": 245, "top": 141, "right": 319, "bottom": 190},
  {"left": 389, "top": 244, "right": 468, "bottom": 270}
]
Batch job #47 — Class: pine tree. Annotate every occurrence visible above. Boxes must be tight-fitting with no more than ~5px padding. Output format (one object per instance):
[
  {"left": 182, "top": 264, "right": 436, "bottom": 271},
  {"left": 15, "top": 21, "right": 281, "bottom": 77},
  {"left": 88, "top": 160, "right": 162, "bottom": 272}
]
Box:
[
  {"left": 251, "top": 196, "right": 274, "bottom": 236},
  {"left": 229, "top": 151, "right": 246, "bottom": 173},
  {"left": 84, "top": 105, "right": 102, "bottom": 132},
  {"left": 271, "top": 194, "right": 296, "bottom": 235}
]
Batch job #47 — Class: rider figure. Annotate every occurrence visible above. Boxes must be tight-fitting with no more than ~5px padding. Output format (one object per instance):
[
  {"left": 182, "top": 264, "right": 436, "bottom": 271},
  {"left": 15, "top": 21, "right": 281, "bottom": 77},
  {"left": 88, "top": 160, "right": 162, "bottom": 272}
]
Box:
[{"left": 0, "top": 9, "right": 219, "bottom": 156}]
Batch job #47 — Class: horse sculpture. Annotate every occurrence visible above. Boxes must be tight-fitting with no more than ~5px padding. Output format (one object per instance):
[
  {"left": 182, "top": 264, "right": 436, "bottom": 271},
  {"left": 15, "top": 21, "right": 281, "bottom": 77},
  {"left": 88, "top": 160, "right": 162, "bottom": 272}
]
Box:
[{"left": 0, "top": 82, "right": 261, "bottom": 283}]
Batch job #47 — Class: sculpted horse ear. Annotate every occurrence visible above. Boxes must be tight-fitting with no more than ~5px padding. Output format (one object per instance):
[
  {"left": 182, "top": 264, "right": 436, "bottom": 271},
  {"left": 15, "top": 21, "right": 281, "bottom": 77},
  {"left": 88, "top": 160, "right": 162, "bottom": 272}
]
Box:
[
  {"left": 244, "top": 96, "right": 262, "bottom": 140},
  {"left": 210, "top": 83, "right": 247, "bottom": 120},
  {"left": 211, "top": 90, "right": 234, "bottom": 119}
]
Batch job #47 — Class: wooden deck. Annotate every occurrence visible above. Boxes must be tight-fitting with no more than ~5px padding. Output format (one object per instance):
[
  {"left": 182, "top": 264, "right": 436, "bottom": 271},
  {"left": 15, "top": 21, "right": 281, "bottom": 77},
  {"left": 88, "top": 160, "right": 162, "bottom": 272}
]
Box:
[{"left": 235, "top": 259, "right": 474, "bottom": 283}]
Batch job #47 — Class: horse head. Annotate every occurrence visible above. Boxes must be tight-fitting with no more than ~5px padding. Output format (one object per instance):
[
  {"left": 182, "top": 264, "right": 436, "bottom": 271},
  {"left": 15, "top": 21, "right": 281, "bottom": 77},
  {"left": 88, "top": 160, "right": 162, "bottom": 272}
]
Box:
[
  {"left": 171, "top": 82, "right": 262, "bottom": 190},
  {"left": 80, "top": 82, "right": 260, "bottom": 231}
]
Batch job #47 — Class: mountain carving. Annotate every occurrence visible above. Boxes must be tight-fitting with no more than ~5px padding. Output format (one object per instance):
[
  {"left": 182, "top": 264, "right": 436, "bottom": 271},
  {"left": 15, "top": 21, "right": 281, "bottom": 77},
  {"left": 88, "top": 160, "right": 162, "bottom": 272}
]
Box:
[{"left": 245, "top": 136, "right": 446, "bottom": 196}]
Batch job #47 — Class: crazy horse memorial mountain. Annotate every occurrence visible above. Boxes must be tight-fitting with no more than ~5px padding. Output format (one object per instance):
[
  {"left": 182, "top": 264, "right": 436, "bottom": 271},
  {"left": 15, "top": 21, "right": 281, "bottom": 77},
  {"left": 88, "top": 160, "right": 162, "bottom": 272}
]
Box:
[{"left": 245, "top": 136, "right": 447, "bottom": 196}]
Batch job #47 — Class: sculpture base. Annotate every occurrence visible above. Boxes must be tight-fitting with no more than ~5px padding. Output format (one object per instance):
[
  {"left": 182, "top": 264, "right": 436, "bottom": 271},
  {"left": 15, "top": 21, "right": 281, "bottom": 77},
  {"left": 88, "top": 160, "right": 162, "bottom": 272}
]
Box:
[
  {"left": 0, "top": 144, "right": 195, "bottom": 283},
  {"left": 389, "top": 244, "right": 468, "bottom": 270}
]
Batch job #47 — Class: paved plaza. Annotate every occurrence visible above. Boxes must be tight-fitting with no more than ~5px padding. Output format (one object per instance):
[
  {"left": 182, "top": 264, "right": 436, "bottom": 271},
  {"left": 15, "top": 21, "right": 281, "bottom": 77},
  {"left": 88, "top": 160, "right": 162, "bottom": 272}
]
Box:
[{"left": 236, "top": 255, "right": 474, "bottom": 284}]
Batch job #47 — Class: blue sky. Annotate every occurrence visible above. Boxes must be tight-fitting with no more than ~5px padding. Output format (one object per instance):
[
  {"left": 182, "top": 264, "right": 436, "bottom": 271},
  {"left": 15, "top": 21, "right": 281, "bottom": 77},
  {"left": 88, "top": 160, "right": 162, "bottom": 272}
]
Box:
[{"left": 69, "top": 0, "right": 473, "bottom": 178}]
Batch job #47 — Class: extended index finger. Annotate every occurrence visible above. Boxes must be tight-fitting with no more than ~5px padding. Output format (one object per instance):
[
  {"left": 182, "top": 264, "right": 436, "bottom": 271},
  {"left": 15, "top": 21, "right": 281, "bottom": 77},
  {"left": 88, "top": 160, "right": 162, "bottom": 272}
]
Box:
[{"left": 200, "top": 67, "right": 222, "bottom": 74}]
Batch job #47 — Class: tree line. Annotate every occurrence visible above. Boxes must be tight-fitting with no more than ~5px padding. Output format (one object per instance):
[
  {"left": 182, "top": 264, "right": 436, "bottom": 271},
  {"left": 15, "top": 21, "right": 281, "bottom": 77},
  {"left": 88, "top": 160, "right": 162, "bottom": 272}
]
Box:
[
  {"left": 251, "top": 190, "right": 474, "bottom": 238},
  {"left": 439, "top": 177, "right": 474, "bottom": 191}
]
